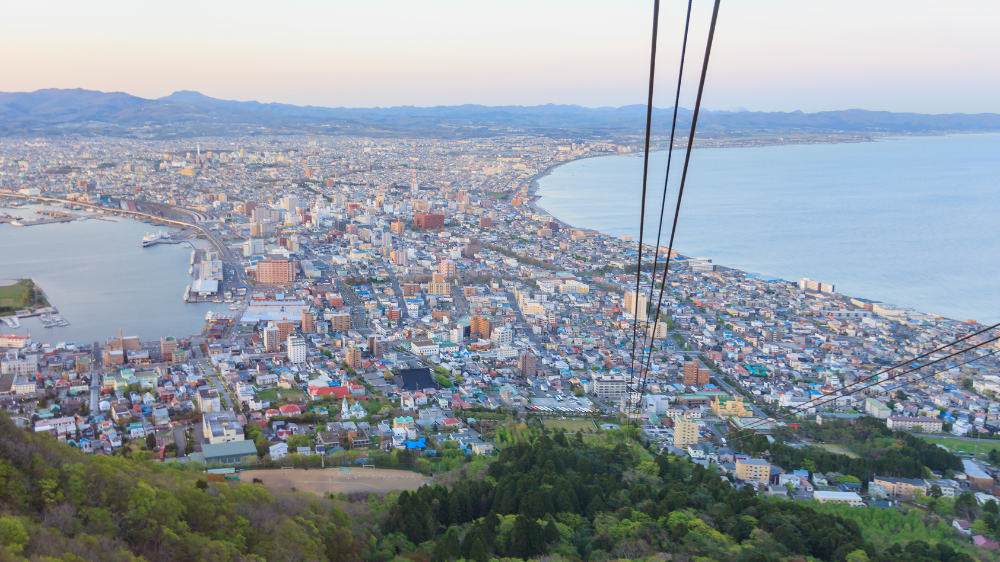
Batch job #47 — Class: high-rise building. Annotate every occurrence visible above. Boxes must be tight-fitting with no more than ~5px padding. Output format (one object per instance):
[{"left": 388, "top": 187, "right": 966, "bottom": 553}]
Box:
[
  {"left": 391, "top": 249, "right": 407, "bottom": 266},
  {"left": 277, "top": 320, "right": 294, "bottom": 343},
  {"left": 428, "top": 273, "right": 451, "bottom": 296},
  {"left": 410, "top": 170, "right": 419, "bottom": 195},
  {"left": 160, "top": 336, "right": 178, "bottom": 362},
  {"left": 414, "top": 213, "right": 445, "bottom": 229},
  {"left": 281, "top": 196, "right": 300, "bottom": 211},
  {"left": 367, "top": 335, "right": 388, "bottom": 358},
  {"left": 624, "top": 290, "right": 648, "bottom": 321},
  {"left": 330, "top": 313, "right": 352, "bottom": 332},
  {"left": 257, "top": 259, "right": 295, "bottom": 284},
  {"left": 263, "top": 325, "right": 281, "bottom": 352},
  {"left": 517, "top": 351, "right": 536, "bottom": 378},
  {"left": 301, "top": 310, "right": 316, "bottom": 333},
  {"left": 470, "top": 315, "right": 492, "bottom": 340},
  {"left": 683, "top": 361, "right": 711, "bottom": 386},
  {"left": 346, "top": 345, "right": 363, "bottom": 369},
  {"left": 243, "top": 238, "right": 264, "bottom": 257},
  {"left": 492, "top": 327, "right": 513, "bottom": 347},
  {"left": 287, "top": 335, "right": 306, "bottom": 364},
  {"left": 391, "top": 219, "right": 406, "bottom": 235},
  {"left": 673, "top": 415, "right": 699, "bottom": 447},
  {"left": 439, "top": 260, "right": 457, "bottom": 278}
]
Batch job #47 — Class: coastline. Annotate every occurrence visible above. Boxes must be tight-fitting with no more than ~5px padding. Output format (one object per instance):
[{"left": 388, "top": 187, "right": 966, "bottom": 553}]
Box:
[{"left": 522, "top": 136, "right": 993, "bottom": 325}]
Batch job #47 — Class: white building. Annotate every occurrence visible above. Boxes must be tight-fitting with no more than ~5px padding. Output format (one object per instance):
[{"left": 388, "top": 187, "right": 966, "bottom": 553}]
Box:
[
  {"left": 491, "top": 327, "right": 513, "bottom": 346},
  {"left": 287, "top": 335, "right": 307, "bottom": 364},
  {"left": 592, "top": 374, "right": 627, "bottom": 398}
]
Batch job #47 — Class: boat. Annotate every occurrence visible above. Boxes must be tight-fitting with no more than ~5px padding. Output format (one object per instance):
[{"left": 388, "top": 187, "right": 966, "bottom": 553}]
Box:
[
  {"left": 1, "top": 317, "right": 21, "bottom": 329},
  {"left": 229, "top": 304, "right": 240, "bottom": 310},
  {"left": 142, "top": 231, "right": 168, "bottom": 247}
]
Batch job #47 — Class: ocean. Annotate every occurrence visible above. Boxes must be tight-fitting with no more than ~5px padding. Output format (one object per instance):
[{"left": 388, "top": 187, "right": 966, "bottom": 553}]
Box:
[
  {"left": 0, "top": 203, "right": 213, "bottom": 345},
  {"left": 534, "top": 133, "right": 1000, "bottom": 323}
]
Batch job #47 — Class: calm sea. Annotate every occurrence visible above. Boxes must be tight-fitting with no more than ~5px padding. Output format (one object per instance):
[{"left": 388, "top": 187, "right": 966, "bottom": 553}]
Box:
[
  {"left": 535, "top": 134, "right": 1000, "bottom": 323},
  {"left": 0, "top": 203, "right": 212, "bottom": 345}
]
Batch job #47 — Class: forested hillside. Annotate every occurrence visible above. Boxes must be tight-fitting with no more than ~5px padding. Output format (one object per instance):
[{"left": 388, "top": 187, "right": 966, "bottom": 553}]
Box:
[{"left": 0, "top": 414, "right": 986, "bottom": 562}]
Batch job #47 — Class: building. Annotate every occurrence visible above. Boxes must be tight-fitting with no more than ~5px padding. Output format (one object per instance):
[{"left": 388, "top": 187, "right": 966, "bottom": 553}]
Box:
[
  {"left": 735, "top": 458, "right": 771, "bottom": 484},
  {"left": 427, "top": 273, "right": 451, "bottom": 296},
  {"left": 391, "top": 219, "right": 406, "bottom": 235},
  {"left": 491, "top": 327, "right": 513, "bottom": 347},
  {"left": 712, "top": 395, "right": 751, "bottom": 417},
  {"left": 198, "top": 388, "right": 221, "bottom": 413},
  {"left": 886, "top": 416, "right": 942, "bottom": 433},
  {"left": 517, "top": 351, "right": 536, "bottom": 378},
  {"left": 367, "top": 335, "right": 388, "bottom": 358},
  {"left": 624, "top": 291, "right": 648, "bottom": 321},
  {"left": 864, "top": 397, "right": 892, "bottom": 419},
  {"left": 329, "top": 313, "right": 352, "bottom": 332},
  {"left": 13, "top": 376, "right": 35, "bottom": 395},
  {"left": 287, "top": 335, "right": 306, "bottom": 364},
  {"left": 243, "top": 238, "right": 265, "bottom": 256},
  {"left": 160, "top": 336, "right": 178, "bottom": 362},
  {"left": 200, "top": 440, "right": 258, "bottom": 465},
  {"left": 683, "top": 361, "right": 711, "bottom": 386},
  {"left": 301, "top": 310, "right": 316, "bottom": 333},
  {"left": 873, "top": 476, "right": 928, "bottom": 499},
  {"left": 813, "top": 491, "right": 863, "bottom": 506},
  {"left": 592, "top": 374, "right": 627, "bottom": 398},
  {"left": 411, "top": 340, "right": 440, "bottom": 356},
  {"left": 262, "top": 325, "right": 281, "bottom": 352},
  {"left": 202, "top": 411, "right": 244, "bottom": 445},
  {"left": 346, "top": 345, "right": 363, "bottom": 370},
  {"left": 414, "top": 213, "right": 445, "bottom": 229},
  {"left": 470, "top": 315, "right": 492, "bottom": 340},
  {"left": 257, "top": 259, "right": 295, "bottom": 284},
  {"left": 673, "top": 415, "right": 699, "bottom": 447},
  {"left": 1, "top": 357, "right": 37, "bottom": 377},
  {"left": 277, "top": 321, "right": 294, "bottom": 342},
  {"left": 798, "top": 278, "right": 835, "bottom": 294},
  {"left": 439, "top": 260, "right": 457, "bottom": 278},
  {"left": 0, "top": 334, "right": 31, "bottom": 349}
]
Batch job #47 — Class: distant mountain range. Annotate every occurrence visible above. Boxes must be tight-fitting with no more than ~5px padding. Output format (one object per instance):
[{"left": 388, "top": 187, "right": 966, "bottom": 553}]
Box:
[{"left": 2, "top": 88, "right": 1000, "bottom": 137}]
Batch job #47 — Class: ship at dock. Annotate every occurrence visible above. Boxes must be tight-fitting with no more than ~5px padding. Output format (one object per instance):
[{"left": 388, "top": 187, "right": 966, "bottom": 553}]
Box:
[{"left": 142, "top": 231, "right": 168, "bottom": 247}]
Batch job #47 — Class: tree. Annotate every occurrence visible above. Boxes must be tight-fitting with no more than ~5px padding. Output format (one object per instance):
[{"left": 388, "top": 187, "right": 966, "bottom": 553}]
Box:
[
  {"left": 145, "top": 433, "right": 157, "bottom": 450},
  {"left": 845, "top": 550, "right": 869, "bottom": 562},
  {"left": 929, "top": 484, "right": 943, "bottom": 499},
  {"left": 895, "top": 390, "right": 907, "bottom": 400},
  {"left": 0, "top": 517, "right": 29, "bottom": 554},
  {"left": 468, "top": 537, "right": 488, "bottom": 562}
]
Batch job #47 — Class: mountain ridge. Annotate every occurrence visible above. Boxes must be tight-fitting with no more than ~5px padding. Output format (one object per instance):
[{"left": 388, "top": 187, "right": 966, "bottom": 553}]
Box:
[{"left": 2, "top": 88, "right": 1000, "bottom": 136}]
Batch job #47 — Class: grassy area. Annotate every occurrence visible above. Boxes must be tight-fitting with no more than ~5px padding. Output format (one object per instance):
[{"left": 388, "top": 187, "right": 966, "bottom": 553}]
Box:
[
  {"left": 0, "top": 279, "right": 33, "bottom": 314},
  {"left": 542, "top": 419, "right": 598, "bottom": 432},
  {"left": 918, "top": 436, "right": 1000, "bottom": 455},
  {"left": 258, "top": 388, "right": 306, "bottom": 403},
  {"left": 818, "top": 443, "right": 860, "bottom": 458}
]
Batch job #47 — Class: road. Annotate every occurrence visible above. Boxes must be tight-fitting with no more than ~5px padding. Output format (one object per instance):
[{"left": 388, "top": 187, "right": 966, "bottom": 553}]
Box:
[
  {"left": 337, "top": 280, "right": 368, "bottom": 330},
  {"left": 504, "top": 288, "right": 541, "bottom": 346},
  {"left": 173, "top": 426, "right": 187, "bottom": 456},
  {"left": 388, "top": 270, "right": 409, "bottom": 319},
  {"left": 191, "top": 340, "right": 234, "bottom": 410}
]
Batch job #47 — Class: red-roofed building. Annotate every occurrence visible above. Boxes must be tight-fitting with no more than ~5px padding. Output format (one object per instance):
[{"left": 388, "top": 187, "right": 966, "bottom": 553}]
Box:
[
  {"left": 264, "top": 409, "right": 281, "bottom": 420},
  {"left": 278, "top": 404, "right": 302, "bottom": 415},
  {"left": 308, "top": 386, "right": 351, "bottom": 399},
  {"left": 442, "top": 418, "right": 462, "bottom": 429}
]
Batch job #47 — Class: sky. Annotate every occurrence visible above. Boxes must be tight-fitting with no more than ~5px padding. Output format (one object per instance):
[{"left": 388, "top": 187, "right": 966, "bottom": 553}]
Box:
[{"left": 1, "top": 0, "right": 998, "bottom": 113}]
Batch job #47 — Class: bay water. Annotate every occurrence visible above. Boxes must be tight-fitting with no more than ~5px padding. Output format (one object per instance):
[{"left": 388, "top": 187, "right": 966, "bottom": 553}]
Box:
[{"left": 535, "top": 134, "right": 1000, "bottom": 323}]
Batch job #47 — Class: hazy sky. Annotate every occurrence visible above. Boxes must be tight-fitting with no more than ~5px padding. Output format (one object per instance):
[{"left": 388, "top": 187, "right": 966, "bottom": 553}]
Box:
[{"left": 2, "top": 0, "right": 998, "bottom": 113}]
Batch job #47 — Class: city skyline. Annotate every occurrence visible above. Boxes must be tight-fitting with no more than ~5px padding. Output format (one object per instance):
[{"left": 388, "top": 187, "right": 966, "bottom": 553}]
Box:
[{"left": 2, "top": 0, "right": 1000, "bottom": 113}]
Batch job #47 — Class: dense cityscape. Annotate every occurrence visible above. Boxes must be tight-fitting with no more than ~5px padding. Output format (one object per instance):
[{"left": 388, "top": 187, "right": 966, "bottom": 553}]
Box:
[{"left": 1, "top": 130, "right": 1000, "bottom": 559}]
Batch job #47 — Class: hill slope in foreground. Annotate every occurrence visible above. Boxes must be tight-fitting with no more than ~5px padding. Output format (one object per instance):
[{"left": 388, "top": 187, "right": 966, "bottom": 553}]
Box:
[{"left": 0, "top": 413, "right": 988, "bottom": 562}]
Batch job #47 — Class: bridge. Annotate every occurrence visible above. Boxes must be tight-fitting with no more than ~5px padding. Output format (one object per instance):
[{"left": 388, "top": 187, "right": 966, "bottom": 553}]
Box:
[{"left": 1, "top": 192, "right": 196, "bottom": 229}]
